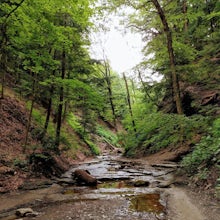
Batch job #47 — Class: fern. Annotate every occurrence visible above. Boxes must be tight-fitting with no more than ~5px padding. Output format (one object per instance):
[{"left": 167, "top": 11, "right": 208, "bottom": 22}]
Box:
[
  {"left": 96, "top": 125, "right": 119, "bottom": 147},
  {"left": 182, "top": 118, "right": 220, "bottom": 174},
  {"left": 124, "top": 113, "right": 208, "bottom": 156}
]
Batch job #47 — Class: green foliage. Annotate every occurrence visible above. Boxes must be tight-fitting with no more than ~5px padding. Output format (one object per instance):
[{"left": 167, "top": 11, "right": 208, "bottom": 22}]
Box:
[
  {"left": 1, "top": 0, "right": 99, "bottom": 149},
  {"left": 13, "top": 159, "right": 28, "bottom": 170},
  {"left": 182, "top": 118, "right": 220, "bottom": 174},
  {"left": 28, "top": 103, "right": 45, "bottom": 125},
  {"left": 124, "top": 113, "right": 208, "bottom": 157},
  {"left": 67, "top": 112, "right": 100, "bottom": 155},
  {"left": 96, "top": 125, "right": 120, "bottom": 147},
  {"left": 110, "top": 0, "right": 220, "bottom": 85},
  {"left": 26, "top": 102, "right": 55, "bottom": 135},
  {"left": 1, "top": 0, "right": 219, "bottom": 166},
  {"left": 84, "top": 138, "right": 100, "bottom": 155},
  {"left": 26, "top": 102, "right": 73, "bottom": 151},
  {"left": 67, "top": 113, "right": 84, "bottom": 136}
]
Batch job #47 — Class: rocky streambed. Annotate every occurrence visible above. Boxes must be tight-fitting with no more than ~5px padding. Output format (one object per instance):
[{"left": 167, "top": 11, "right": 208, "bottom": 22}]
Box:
[{"left": 0, "top": 154, "right": 217, "bottom": 220}]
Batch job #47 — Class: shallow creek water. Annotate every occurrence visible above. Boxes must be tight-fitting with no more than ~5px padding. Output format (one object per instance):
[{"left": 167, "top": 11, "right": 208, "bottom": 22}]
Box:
[{"left": 0, "top": 155, "right": 177, "bottom": 220}]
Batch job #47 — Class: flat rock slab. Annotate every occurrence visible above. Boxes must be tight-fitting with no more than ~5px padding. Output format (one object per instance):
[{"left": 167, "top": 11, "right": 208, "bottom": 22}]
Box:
[{"left": 152, "top": 163, "right": 179, "bottom": 169}]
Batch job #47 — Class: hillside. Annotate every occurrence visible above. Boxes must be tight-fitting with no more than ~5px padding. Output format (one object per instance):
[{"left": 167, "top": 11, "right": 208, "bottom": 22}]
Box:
[
  {"left": 0, "top": 95, "right": 30, "bottom": 192},
  {"left": 0, "top": 91, "right": 117, "bottom": 193},
  {"left": 0, "top": 93, "right": 219, "bottom": 220},
  {"left": 0, "top": 95, "right": 64, "bottom": 192}
]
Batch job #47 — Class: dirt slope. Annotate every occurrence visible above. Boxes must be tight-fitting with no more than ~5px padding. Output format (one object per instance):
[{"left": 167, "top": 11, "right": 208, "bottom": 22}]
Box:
[
  {"left": 0, "top": 96, "right": 31, "bottom": 192},
  {"left": 0, "top": 95, "right": 72, "bottom": 192}
]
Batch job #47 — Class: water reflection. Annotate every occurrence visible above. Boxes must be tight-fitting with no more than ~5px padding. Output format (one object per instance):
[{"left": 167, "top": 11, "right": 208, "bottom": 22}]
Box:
[{"left": 129, "top": 194, "right": 165, "bottom": 214}]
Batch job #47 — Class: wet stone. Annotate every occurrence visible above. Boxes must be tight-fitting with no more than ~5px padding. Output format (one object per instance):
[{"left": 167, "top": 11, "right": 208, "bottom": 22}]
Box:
[
  {"left": 2, "top": 155, "right": 175, "bottom": 220},
  {"left": 15, "top": 208, "right": 38, "bottom": 217},
  {"left": 129, "top": 193, "right": 165, "bottom": 214}
]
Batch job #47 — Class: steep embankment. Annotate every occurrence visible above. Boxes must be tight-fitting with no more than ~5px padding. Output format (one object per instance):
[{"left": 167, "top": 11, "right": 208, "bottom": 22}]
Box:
[
  {"left": 0, "top": 92, "right": 121, "bottom": 193},
  {"left": 0, "top": 96, "right": 32, "bottom": 192},
  {"left": 0, "top": 94, "right": 86, "bottom": 192}
]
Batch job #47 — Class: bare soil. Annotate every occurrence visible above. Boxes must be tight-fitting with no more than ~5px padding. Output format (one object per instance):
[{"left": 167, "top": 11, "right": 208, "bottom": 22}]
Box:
[{"left": 0, "top": 94, "right": 90, "bottom": 193}]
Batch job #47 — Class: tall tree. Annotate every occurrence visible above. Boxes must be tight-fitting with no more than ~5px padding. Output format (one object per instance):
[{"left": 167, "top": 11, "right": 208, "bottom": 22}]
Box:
[
  {"left": 0, "top": 0, "right": 26, "bottom": 99},
  {"left": 97, "top": 59, "right": 117, "bottom": 128},
  {"left": 150, "top": 0, "right": 183, "bottom": 114},
  {"left": 0, "top": 0, "right": 97, "bottom": 149},
  {"left": 123, "top": 72, "right": 136, "bottom": 133},
  {"left": 55, "top": 49, "right": 66, "bottom": 148}
]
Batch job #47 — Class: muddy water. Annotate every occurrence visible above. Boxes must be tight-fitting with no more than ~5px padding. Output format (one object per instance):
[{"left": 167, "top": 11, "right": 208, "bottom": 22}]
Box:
[{"left": 0, "top": 155, "right": 176, "bottom": 220}]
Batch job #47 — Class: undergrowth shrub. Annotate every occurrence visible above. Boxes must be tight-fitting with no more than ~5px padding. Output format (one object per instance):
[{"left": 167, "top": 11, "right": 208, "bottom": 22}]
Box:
[
  {"left": 182, "top": 117, "right": 220, "bottom": 174},
  {"left": 124, "top": 113, "right": 208, "bottom": 157},
  {"left": 13, "top": 158, "right": 28, "bottom": 170},
  {"left": 67, "top": 113, "right": 100, "bottom": 155},
  {"left": 67, "top": 113, "right": 84, "bottom": 136},
  {"left": 84, "top": 138, "right": 100, "bottom": 155},
  {"left": 28, "top": 104, "right": 72, "bottom": 152},
  {"left": 96, "top": 125, "right": 119, "bottom": 147}
]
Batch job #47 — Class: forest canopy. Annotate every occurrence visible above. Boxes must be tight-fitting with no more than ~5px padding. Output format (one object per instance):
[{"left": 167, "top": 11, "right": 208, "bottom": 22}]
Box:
[{"left": 0, "top": 0, "right": 220, "bottom": 185}]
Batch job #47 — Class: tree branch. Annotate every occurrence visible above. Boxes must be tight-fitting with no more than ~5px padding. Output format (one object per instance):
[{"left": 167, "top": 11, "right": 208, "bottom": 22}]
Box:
[
  {"left": 5, "top": 0, "right": 26, "bottom": 21},
  {"left": 0, "top": 0, "right": 26, "bottom": 49}
]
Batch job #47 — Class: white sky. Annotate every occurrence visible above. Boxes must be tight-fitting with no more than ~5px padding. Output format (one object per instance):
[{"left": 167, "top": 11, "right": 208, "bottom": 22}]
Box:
[
  {"left": 89, "top": 11, "right": 163, "bottom": 83},
  {"left": 90, "top": 17, "right": 144, "bottom": 74},
  {"left": 105, "top": 28, "right": 144, "bottom": 73}
]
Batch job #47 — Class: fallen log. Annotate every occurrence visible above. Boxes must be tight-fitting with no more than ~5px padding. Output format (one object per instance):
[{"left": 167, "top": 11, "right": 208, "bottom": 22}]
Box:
[{"left": 73, "top": 169, "right": 97, "bottom": 186}]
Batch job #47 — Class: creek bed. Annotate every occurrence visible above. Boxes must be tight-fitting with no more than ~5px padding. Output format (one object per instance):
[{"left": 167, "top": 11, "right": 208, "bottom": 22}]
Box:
[{"left": 0, "top": 155, "right": 175, "bottom": 220}]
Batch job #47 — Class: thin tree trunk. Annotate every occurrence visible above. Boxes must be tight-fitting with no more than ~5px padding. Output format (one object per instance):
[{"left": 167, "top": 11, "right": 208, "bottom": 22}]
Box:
[
  {"left": 62, "top": 101, "right": 68, "bottom": 122},
  {"left": 43, "top": 51, "right": 56, "bottom": 138},
  {"left": 43, "top": 90, "right": 52, "bottom": 137},
  {"left": 183, "top": 0, "right": 188, "bottom": 32},
  {"left": 123, "top": 72, "right": 136, "bottom": 133},
  {"left": 43, "top": 49, "right": 57, "bottom": 137},
  {"left": 55, "top": 49, "right": 66, "bottom": 148},
  {"left": 205, "top": 0, "right": 215, "bottom": 33},
  {"left": 103, "top": 61, "right": 117, "bottom": 130},
  {"left": 130, "top": 78, "right": 136, "bottom": 104},
  {"left": 151, "top": 0, "right": 183, "bottom": 114},
  {"left": 23, "top": 71, "right": 36, "bottom": 152},
  {"left": 138, "top": 70, "right": 156, "bottom": 104},
  {"left": 62, "top": 71, "right": 70, "bottom": 122}
]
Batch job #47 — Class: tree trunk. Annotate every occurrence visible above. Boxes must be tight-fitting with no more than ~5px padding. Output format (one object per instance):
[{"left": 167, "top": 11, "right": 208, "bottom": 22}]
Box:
[
  {"left": 138, "top": 70, "right": 155, "bottom": 103},
  {"left": 130, "top": 78, "right": 136, "bottom": 103},
  {"left": 123, "top": 72, "right": 136, "bottom": 133},
  {"left": 43, "top": 91, "right": 52, "bottom": 138},
  {"left": 205, "top": 0, "right": 215, "bottom": 33},
  {"left": 62, "top": 70, "right": 70, "bottom": 122},
  {"left": 151, "top": 0, "right": 183, "bottom": 114},
  {"left": 183, "top": 0, "right": 188, "bottom": 32},
  {"left": 43, "top": 50, "right": 57, "bottom": 137},
  {"left": 55, "top": 50, "right": 66, "bottom": 148},
  {"left": 23, "top": 71, "right": 36, "bottom": 152},
  {"left": 103, "top": 60, "right": 117, "bottom": 130}
]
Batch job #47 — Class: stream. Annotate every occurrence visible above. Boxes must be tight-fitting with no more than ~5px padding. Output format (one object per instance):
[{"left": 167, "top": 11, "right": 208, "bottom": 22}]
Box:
[{"left": 0, "top": 154, "right": 204, "bottom": 220}]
